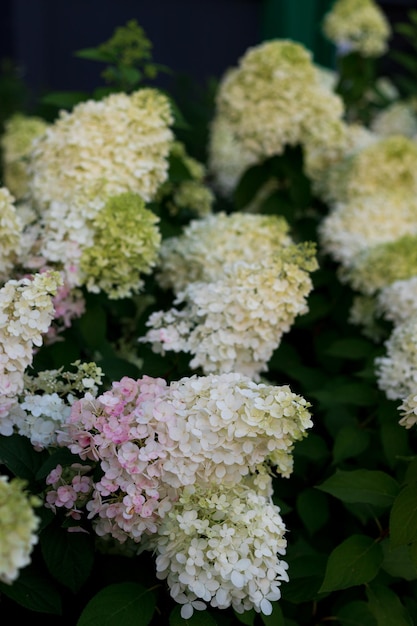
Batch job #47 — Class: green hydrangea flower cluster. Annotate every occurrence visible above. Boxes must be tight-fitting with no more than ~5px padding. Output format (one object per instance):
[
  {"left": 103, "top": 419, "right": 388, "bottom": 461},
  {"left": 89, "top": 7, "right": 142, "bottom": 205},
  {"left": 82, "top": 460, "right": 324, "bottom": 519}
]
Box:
[{"left": 80, "top": 192, "right": 161, "bottom": 298}]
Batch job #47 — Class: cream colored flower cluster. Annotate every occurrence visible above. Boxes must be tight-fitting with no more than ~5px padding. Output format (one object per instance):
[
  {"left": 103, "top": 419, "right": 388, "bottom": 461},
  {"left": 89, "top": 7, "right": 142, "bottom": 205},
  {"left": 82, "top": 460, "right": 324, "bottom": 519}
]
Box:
[
  {"left": 162, "top": 372, "right": 313, "bottom": 482},
  {"left": 8, "top": 361, "right": 103, "bottom": 450},
  {"left": 153, "top": 481, "right": 289, "bottom": 618},
  {"left": 0, "top": 187, "right": 22, "bottom": 281},
  {"left": 208, "top": 40, "right": 347, "bottom": 197},
  {"left": 319, "top": 136, "right": 417, "bottom": 293},
  {"left": 322, "top": 0, "right": 391, "bottom": 57},
  {"left": 20, "top": 89, "right": 173, "bottom": 295},
  {"left": 29, "top": 88, "right": 174, "bottom": 207},
  {"left": 156, "top": 211, "right": 292, "bottom": 290},
  {"left": 1, "top": 113, "right": 48, "bottom": 200},
  {"left": 375, "top": 317, "right": 417, "bottom": 402},
  {"left": 0, "top": 476, "right": 40, "bottom": 584},
  {"left": 0, "top": 271, "right": 62, "bottom": 430},
  {"left": 142, "top": 213, "right": 317, "bottom": 379},
  {"left": 57, "top": 371, "right": 312, "bottom": 616},
  {"left": 370, "top": 101, "right": 417, "bottom": 138}
]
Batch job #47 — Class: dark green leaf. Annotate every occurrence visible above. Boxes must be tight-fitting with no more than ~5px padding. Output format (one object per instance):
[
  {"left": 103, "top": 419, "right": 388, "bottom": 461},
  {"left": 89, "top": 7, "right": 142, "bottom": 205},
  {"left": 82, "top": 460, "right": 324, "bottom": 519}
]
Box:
[
  {"left": 233, "top": 164, "right": 272, "bottom": 210},
  {"left": 389, "top": 483, "right": 417, "bottom": 547},
  {"left": 169, "top": 604, "right": 218, "bottom": 625},
  {"left": 74, "top": 47, "right": 112, "bottom": 62},
  {"left": 317, "top": 469, "right": 399, "bottom": 507},
  {"left": 36, "top": 447, "right": 86, "bottom": 481},
  {"left": 293, "top": 433, "right": 330, "bottom": 463},
  {"left": 311, "top": 382, "right": 378, "bottom": 407},
  {"left": 260, "top": 602, "right": 285, "bottom": 625},
  {"left": 366, "top": 583, "right": 413, "bottom": 626},
  {"left": 381, "top": 538, "right": 417, "bottom": 581},
  {"left": 76, "top": 304, "right": 107, "bottom": 349},
  {"left": 325, "top": 337, "right": 375, "bottom": 359},
  {"left": 332, "top": 424, "right": 370, "bottom": 463},
  {"left": 296, "top": 488, "right": 330, "bottom": 534},
  {"left": 319, "top": 535, "right": 383, "bottom": 592},
  {"left": 337, "top": 600, "right": 377, "bottom": 626},
  {"left": 233, "top": 608, "right": 255, "bottom": 625},
  {"left": 0, "top": 566, "right": 62, "bottom": 614},
  {"left": 0, "top": 434, "right": 47, "bottom": 482},
  {"left": 41, "top": 91, "right": 88, "bottom": 109},
  {"left": 380, "top": 422, "right": 411, "bottom": 469},
  {"left": 40, "top": 525, "right": 95, "bottom": 593},
  {"left": 168, "top": 153, "right": 193, "bottom": 182},
  {"left": 77, "top": 583, "right": 156, "bottom": 626},
  {"left": 284, "top": 554, "right": 327, "bottom": 602}
]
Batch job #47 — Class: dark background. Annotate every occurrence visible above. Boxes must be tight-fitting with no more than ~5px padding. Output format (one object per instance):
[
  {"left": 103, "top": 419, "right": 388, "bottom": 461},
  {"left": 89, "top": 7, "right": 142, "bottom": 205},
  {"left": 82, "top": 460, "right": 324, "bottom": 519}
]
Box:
[{"left": 0, "top": 0, "right": 416, "bottom": 112}]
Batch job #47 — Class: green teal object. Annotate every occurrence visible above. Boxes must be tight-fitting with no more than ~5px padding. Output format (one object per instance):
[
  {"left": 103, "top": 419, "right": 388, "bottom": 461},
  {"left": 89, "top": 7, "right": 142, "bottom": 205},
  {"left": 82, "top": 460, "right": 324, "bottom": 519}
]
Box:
[{"left": 261, "top": 0, "right": 336, "bottom": 68}]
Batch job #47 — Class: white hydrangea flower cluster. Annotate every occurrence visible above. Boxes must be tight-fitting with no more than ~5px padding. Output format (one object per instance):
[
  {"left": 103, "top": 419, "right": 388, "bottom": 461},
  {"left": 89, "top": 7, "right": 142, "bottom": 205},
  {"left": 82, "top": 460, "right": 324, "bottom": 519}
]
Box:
[
  {"left": 370, "top": 101, "right": 417, "bottom": 138},
  {"left": 60, "top": 373, "right": 311, "bottom": 543},
  {"left": 143, "top": 213, "right": 317, "bottom": 379},
  {"left": 375, "top": 317, "right": 417, "bottom": 401},
  {"left": 0, "top": 271, "right": 62, "bottom": 430},
  {"left": 20, "top": 89, "right": 173, "bottom": 294},
  {"left": 1, "top": 113, "right": 48, "bottom": 200},
  {"left": 376, "top": 277, "right": 417, "bottom": 326},
  {"left": 0, "top": 475, "right": 40, "bottom": 584},
  {"left": 5, "top": 360, "right": 104, "bottom": 450},
  {"left": 322, "top": 0, "right": 391, "bottom": 58},
  {"left": 156, "top": 211, "right": 292, "bottom": 291},
  {"left": 29, "top": 88, "right": 174, "bottom": 207},
  {"left": 161, "top": 372, "right": 313, "bottom": 482},
  {"left": 207, "top": 116, "right": 259, "bottom": 198},
  {"left": 0, "top": 187, "right": 22, "bottom": 281},
  {"left": 57, "top": 370, "right": 311, "bottom": 616},
  {"left": 152, "top": 481, "right": 289, "bottom": 619},
  {"left": 208, "top": 39, "right": 347, "bottom": 197},
  {"left": 398, "top": 392, "right": 417, "bottom": 429},
  {"left": 9, "top": 393, "right": 71, "bottom": 451},
  {"left": 319, "top": 136, "right": 417, "bottom": 287}
]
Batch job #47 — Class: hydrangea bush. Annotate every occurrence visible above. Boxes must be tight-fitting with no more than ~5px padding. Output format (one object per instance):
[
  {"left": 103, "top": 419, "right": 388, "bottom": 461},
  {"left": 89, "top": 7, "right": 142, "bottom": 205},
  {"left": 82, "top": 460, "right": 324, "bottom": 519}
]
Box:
[{"left": 1, "top": 8, "right": 417, "bottom": 626}]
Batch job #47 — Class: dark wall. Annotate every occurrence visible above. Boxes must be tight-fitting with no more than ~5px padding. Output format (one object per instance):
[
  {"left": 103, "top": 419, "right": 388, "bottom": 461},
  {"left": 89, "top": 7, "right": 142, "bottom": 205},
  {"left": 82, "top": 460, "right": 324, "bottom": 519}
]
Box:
[
  {"left": 1, "top": 0, "right": 417, "bottom": 110},
  {"left": 3, "top": 0, "right": 262, "bottom": 103}
]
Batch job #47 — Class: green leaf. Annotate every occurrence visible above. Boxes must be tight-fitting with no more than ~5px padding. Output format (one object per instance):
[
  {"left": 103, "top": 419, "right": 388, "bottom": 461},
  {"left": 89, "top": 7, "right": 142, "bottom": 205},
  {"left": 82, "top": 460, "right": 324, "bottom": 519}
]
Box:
[
  {"left": 332, "top": 424, "right": 370, "bottom": 463},
  {"left": 366, "top": 583, "right": 413, "bottom": 626},
  {"left": 233, "top": 163, "right": 272, "bottom": 210},
  {"left": 336, "top": 600, "right": 377, "bottom": 626},
  {"left": 0, "top": 566, "right": 62, "bottom": 614},
  {"left": 284, "top": 554, "right": 327, "bottom": 602},
  {"left": 319, "top": 535, "right": 383, "bottom": 593},
  {"left": 325, "top": 337, "right": 374, "bottom": 359},
  {"left": 36, "top": 447, "right": 86, "bottom": 481},
  {"left": 311, "top": 382, "right": 378, "bottom": 407},
  {"left": 169, "top": 604, "right": 218, "bottom": 625},
  {"left": 389, "top": 483, "right": 417, "bottom": 547},
  {"left": 77, "top": 583, "right": 156, "bottom": 626},
  {"left": 74, "top": 47, "right": 112, "bottom": 62},
  {"left": 317, "top": 469, "right": 399, "bottom": 507},
  {"left": 260, "top": 602, "right": 285, "bottom": 625},
  {"left": 233, "top": 608, "right": 256, "bottom": 625},
  {"left": 0, "top": 434, "right": 47, "bottom": 482},
  {"left": 296, "top": 488, "right": 330, "bottom": 535},
  {"left": 380, "top": 422, "right": 411, "bottom": 469},
  {"left": 76, "top": 303, "right": 107, "bottom": 349},
  {"left": 293, "top": 433, "right": 329, "bottom": 463},
  {"left": 41, "top": 90, "right": 88, "bottom": 109},
  {"left": 168, "top": 152, "right": 193, "bottom": 182},
  {"left": 381, "top": 539, "right": 417, "bottom": 581},
  {"left": 40, "top": 525, "right": 95, "bottom": 593}
]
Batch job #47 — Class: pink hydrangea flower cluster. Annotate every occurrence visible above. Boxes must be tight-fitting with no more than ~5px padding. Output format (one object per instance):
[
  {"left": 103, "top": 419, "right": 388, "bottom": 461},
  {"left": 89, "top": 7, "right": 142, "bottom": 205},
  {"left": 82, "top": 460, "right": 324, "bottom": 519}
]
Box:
[{"left": 58, "top": 372, "right": 312, "bottom": 547}]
